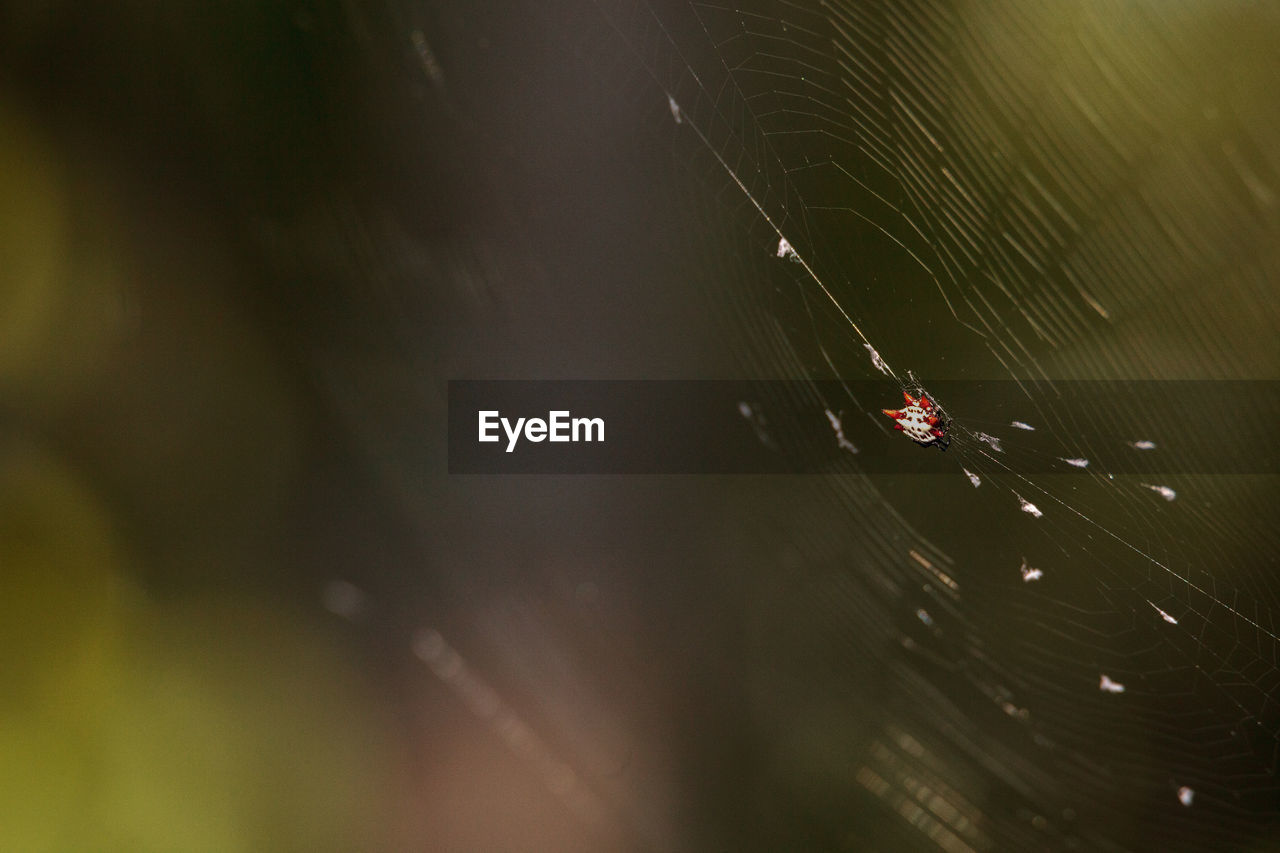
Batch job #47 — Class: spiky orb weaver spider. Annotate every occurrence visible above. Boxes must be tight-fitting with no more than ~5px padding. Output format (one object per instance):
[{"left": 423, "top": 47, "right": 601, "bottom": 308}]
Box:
[{"left": 882, "top": 390, "right": 950, "bottom": 450}]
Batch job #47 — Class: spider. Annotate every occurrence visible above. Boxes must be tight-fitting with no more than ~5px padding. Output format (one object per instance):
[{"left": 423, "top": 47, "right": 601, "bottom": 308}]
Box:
[{"left": 882, "top": 390, "right": 950, "bottom": 450}]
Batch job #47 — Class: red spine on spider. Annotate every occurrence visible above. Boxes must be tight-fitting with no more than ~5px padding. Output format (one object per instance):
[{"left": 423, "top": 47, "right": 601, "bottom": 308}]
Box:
[{"left": 882, "top": 390, "right": 950, "bottom": 450}]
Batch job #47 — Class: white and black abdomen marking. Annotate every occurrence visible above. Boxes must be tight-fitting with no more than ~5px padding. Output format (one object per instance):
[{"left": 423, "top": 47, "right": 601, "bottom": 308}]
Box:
[{"left": 897, "top": 403, "right": 937, "bottom": 444}]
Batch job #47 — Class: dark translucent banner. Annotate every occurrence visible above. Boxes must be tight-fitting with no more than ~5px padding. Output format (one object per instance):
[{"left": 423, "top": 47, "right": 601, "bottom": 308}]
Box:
[{"left": 448, "top": 380, "right": 1279, "bottom": 475}]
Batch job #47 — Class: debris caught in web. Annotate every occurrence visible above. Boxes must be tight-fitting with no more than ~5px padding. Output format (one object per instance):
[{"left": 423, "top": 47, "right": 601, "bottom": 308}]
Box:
[
  {"left": 976, "top": 432, "right": 1003, "bottom": 452},
  {"left": 824, "top": 409, "right": 858, "bottom": 454},
  {"left": 864, "top": 344, "right": 890, "bottom": 375},
  {"left": 1099, "top": 674, "right": 1126, "bottom": 693}
]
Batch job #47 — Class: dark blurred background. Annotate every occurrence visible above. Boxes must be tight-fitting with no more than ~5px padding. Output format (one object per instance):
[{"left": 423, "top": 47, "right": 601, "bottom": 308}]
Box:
[
  {"left": 0, "top": 2, "right": 752, "bottom": 849},
  {"left": 1, "top": 1, "right": 1278, "bottom": 851}
]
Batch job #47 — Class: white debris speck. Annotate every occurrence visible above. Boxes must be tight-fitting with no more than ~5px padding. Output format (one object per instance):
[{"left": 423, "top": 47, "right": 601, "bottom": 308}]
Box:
[
  {"left": 963, "top": 467, "right": 981, "bottom": 487},
  {"left": 667, "top": 94, "right": 682, "bottom": 124},
  {"left": 738, "top": 401, "right": 775, "bottom": 449},
  {"left": 1129, "top": 440, "right": 1157, "bottom": 450},
  {"left": 411, "top": 31, "right": 445, "bottom": 88},
  {"left": 1020, "top": 559, "right": 1043, "bottom": 582},
  {"left": 916, "top": 608, "right": 933, "bottom": 627},
  {"left": 1001, "top": 701, "right": 1028, "bottom": 719},
  {"left": 1141, "top": 483, "right": 1177, "bottom": 501},
  {"left": 776, "top": 237, "right": 799, "bottom": 261},
  {"left": 1177, "top": 786, "right": 1194, "bottom": 807},
  {"left": 976, "top": 432, "right": 1004, "bottom": 452},
  {"left": 1149, "top": 601, "right": 1179, "bottom": 624},
  {"left": 322, "top": 579, "right": 367, "bottom": 620},
  {"left": 1011, "top": 420, "right": 1035, "bottom": 431},
  {"left": 824, "top": 409, "right": 858, "bottom": 454},
  {"left": 1016, "top": 494, "right": 1043, "bottom": 518},
  {"left": 1060, "top": 457, "right": 1090, "bottom": 468},
  {"left": 864, "top": 344, "right": 890, "bottom": 375},
  {"left": 1099, "top": 674, "right": 1125, "bottom": 693}
]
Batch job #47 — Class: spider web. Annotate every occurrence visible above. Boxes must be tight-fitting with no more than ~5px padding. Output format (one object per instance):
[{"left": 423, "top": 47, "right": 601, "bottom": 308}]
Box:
[
  {"left": 282, "top": 0, "right": 1280, "bottom": 848},
  {"left": 571, "top": 1, "right": 1280, "bottom": 850}
]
